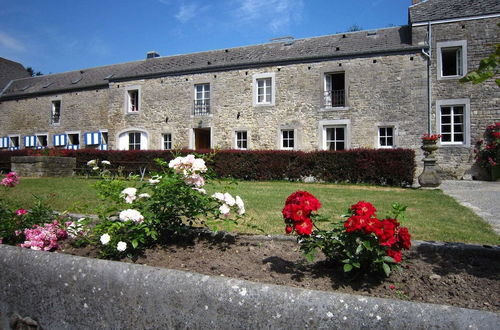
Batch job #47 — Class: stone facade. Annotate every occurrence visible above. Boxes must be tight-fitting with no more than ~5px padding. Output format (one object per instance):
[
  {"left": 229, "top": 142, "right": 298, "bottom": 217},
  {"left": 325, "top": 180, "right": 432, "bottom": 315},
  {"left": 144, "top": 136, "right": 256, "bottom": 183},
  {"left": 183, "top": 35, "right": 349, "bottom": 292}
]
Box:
[
  {"left": 11, "top": 156, "right": 76, "bottom": 177},
  {"left": 0, "top": 0, "right": 499, "bottom": 180}
]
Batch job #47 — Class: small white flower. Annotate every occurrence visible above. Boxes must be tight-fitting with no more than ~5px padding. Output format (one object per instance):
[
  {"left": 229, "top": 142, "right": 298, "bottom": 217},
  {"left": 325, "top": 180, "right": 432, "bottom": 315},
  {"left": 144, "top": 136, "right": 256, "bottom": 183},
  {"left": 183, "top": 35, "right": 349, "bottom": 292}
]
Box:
[
  {"left": 138, "top": 193, "right": 150, "bottom": 199},
  {"left": 235, "top": 196, "right": 245, "bottom": 215},
  {"left": 92, "top": 166, "right": 100, "bottom": 171},
  {"left": 119, "top": 209, "right": 144, "bottom": 223},
  {"left": 101, "top": 160, "right": 111, "bottom": 165},
  {"left": 117, "top": 241, "right": 127, "bottom": 252},
  {"left": 87, "top": 159, "right": 97, "bottom": 166},
  {"left": 100, "top": 234, "right": 111, "bottom": 245},
  {"left": 219, "top": 203, "right": 230, "bottom": 216},
  {"left": 212, "top": 192, "right": 225, "bottom": 201},
  {"left": 192, "top": 187, "right": 206, "bottom": 194},
  {"left": 149, "top": 175, "right": 162, "bottom": 184},
  {"left": 224, "top": 193, "right": 236, "bottom": 206}
]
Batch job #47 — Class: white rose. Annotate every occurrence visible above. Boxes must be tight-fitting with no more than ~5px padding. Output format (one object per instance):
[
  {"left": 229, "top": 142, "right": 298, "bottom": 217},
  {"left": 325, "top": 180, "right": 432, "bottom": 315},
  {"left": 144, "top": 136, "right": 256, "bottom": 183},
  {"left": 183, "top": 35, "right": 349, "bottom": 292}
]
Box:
[
  {"left": 235, "top": 196, "right": 245, "bottom": 215},
  {"left": 168, "top": 157, "right": 182, "bottom": 169},
  {"left": 138, "top": 193, "right": 150, "bottom": 199},
  {"left": 101, "top": 160, "right": 111, "bottom": 165},
  {"left": 192, "top": 187, "right": 206, "bottom": 194},
  {"left": 219, "top": 203, "right": 230, "bottom": 216},
  {"left": 121, "top": 187, "right": 137, "bottom": 196},
  {"left": 117, "top": 241, "right": 127, "bottom": 252},
  {"left": 92, "top": 166, "right": 100, "bottom": 171},
  {"left": 212, "top": 192, "right": 225, "bottom": 201},
  {"left": 192, "top": 158, "right": 207, "bottom": 172},
  {"left": 100, "top": 233, "right": 111, "bottom": 245},
  {"left": 87, "top": 159, "right": 97, "bottom": 166},
  {"left": 119, "top": 209, "right": 144, "bottom": 223},
  {"left": 224, "top": 193, "right": 236, "bottom": 206}
]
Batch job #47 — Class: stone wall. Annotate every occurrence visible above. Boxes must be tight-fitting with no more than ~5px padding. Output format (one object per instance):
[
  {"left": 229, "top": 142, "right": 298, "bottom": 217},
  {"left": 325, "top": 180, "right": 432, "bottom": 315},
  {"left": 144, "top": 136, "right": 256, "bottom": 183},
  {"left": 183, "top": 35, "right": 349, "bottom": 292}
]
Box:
[{"left": 11, "top": 156, "right": 76, "bottom": 177}]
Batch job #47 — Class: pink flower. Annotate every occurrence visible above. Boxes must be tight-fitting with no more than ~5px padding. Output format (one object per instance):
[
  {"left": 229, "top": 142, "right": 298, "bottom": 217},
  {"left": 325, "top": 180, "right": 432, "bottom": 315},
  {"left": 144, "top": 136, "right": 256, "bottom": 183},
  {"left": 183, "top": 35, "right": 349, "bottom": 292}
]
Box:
[
  {"left": 16, "top": 209, "right": 28, "bottom": 216},
  {"left": 1, "top": 172, "right": 20, "bottom": 188}
]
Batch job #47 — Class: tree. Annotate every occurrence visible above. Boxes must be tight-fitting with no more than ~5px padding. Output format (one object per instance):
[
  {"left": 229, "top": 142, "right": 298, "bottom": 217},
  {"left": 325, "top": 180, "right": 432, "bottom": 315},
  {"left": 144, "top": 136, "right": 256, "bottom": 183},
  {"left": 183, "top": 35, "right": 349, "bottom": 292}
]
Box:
[
  {"left": 346, "top": 24, "right": 362, "bottom": 32},
  {"left": 26, "top": 67, "right": 43, "bottom": 77}
]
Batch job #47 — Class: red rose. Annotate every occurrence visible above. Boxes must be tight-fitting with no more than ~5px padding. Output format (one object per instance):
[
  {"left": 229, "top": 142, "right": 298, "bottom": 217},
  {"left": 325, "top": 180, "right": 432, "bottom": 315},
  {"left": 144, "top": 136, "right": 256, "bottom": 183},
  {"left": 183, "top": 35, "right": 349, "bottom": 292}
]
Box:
[
  {"left": 387, "top": 249, "right": 402, "bottom": 263},
  {"left": 285, "top": 191, "right": 321, "bottom": 212},
  {"left": 397, "top": 227, "right": 411, "bottom": 249},
  {"left": 363, "top": 217, "right": 381, "bottom": 234},
  {"left": 376, "top": 219, "right": 397, "bottom": 246},
  {"left": 294, "top": 218, "right": 313, "bottom": 236},
  {"left": 285, "top": 225, "right": 293, "bottom": 234},
  {"left": 344, "top": 215, "right": 368, "bottom": 233},
  {"left": 350, "top": 201, "right": 377, "bottom": 218},
  {"left": 282, "top": 203, "right": 309, "bottom": 222}
]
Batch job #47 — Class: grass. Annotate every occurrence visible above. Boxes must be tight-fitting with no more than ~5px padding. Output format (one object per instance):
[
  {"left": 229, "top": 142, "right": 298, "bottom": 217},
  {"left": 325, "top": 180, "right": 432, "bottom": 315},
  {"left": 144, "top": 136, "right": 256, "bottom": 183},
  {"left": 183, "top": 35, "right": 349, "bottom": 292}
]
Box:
[{"left": 2, "top": 177, "right": 499, "bottom": 245}]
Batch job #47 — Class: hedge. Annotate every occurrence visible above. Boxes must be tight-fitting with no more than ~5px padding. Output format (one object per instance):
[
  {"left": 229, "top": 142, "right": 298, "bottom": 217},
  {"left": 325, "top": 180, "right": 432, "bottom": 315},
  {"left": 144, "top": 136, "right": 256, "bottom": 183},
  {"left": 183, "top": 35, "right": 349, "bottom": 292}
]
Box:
[{"left": 0, "top": 148, "right": 415, "bottom": 186}]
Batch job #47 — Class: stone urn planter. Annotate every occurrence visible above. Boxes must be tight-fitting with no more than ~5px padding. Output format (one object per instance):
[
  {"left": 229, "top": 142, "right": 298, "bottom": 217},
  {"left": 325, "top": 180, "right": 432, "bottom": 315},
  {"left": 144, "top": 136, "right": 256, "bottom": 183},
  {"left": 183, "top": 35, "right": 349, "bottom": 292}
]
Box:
[
  {"left": 418, "top": 137, "right": 441, "bottom": 188},
  {"left": 10, "top": 156, "right": 76, "bottom": 177}
]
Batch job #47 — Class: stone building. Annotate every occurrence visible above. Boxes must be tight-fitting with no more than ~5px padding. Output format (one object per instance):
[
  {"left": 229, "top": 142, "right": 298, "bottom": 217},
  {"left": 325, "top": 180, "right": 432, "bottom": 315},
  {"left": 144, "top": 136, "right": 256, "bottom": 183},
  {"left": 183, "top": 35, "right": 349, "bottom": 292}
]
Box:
[{"left": 0, "top": 0, "right": 498, "bottom": 178}]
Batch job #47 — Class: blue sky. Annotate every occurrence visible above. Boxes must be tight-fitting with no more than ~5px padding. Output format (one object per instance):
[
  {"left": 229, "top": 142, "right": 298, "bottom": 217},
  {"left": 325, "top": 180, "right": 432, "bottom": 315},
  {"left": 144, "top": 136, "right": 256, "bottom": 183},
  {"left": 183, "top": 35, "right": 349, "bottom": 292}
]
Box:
[{"left": 0, "top": 0, "right": 411, "bottom": 75}]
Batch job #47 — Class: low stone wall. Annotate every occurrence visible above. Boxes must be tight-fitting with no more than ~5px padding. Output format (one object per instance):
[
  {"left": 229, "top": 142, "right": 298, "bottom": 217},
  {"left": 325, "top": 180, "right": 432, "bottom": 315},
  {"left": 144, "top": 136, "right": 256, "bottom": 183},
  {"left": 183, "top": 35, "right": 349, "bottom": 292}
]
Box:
[
  {"left": 11, "top": 156, "right": 76, "bottom": 177},
  {"left": 0, "top": 244, "right": 498, "bottom": 329}
]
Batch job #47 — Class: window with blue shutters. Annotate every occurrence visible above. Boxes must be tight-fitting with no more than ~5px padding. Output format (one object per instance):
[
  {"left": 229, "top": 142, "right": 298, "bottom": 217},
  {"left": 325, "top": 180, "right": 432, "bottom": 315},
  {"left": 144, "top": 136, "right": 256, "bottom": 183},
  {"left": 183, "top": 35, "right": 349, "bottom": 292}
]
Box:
[
  {"left": 53, "top": 134, "right": 67, "bottom": 147},
  {"left": 24, "top": 135, "right": 36, "bottom": 148},
  {"left": 84, "top": 132, "right": 101, "bottom": 146}
]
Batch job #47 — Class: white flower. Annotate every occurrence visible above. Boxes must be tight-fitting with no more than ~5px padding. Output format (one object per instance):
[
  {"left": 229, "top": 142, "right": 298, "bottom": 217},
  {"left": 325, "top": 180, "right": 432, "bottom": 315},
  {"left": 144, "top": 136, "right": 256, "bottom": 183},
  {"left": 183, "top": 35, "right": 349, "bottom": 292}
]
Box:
[
  {"left": 219, "top": 203, "right": 230, "bottom": 216},
  {"left": 192, "top": 187, "right": 206, "bottom": 194},
  {"left": 235, "top": 196, "right": 245, "bottom": 215},
  {"left": 212, "top": 192, "right": 225, "bottom": 201},
  {"left": 92, "top": 166, "right": 100, "bottom": 171},
  {"left": 101, "top": 160, "right": 111, "bottom": 166},
  {"left": 138, "top": 193, "right": 150, "bottom": 199},
  {"left": 168, "top": 157, "right": 182, "bottom": 169},
  {"left": 192, "top": 158, "right": 207, "bottom": 173},
  {"left": 87, "top": 159, "right": 97, "bottom": 166},
  {"left": 149, "top": 175, "right": 162, "bottom": 184},
  {"left": 100, "top": 233, "right": 111, "bottom": 245},
  {"left": 183, "top": 154, "right": 196, "bottom": 165},
  {"left": 224, "top": 193, "right": 236, "bottom": 206},
  {"left": 119, "top": 209, "right": 144, "bottom": 223},
  {"left": 117, "top": 241, "right": 127, "bottom": 252},
  {"left": 185, "top": 174, "right": 205, "bottom": 187},
  {"left": 121, "top": 187, "right": 138, "bottom": 204}
]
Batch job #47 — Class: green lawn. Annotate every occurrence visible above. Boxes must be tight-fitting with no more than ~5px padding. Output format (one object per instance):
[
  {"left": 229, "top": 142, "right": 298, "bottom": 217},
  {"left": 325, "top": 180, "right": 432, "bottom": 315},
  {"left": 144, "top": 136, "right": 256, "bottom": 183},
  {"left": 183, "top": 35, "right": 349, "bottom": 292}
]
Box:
[{"left": 2, "top": 177, "right": 499, "bottom": 245}]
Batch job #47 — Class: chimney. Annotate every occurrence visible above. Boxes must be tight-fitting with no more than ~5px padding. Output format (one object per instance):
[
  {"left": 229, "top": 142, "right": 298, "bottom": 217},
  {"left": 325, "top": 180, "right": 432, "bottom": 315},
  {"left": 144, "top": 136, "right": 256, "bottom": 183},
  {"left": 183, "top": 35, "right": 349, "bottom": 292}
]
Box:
[
  {"left": 412, "top": 0, "right": 422, "bottom": 4},
  {"left": 146, "top": 51, "right": 160, "bottom": 59}
]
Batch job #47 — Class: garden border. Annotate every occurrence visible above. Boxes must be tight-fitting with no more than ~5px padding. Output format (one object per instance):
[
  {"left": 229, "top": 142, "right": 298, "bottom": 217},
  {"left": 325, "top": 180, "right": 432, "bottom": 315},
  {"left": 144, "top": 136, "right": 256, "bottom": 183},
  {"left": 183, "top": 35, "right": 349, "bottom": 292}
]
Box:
[{"left": 1, "top": 240, "right": 499, "bottom": 329}]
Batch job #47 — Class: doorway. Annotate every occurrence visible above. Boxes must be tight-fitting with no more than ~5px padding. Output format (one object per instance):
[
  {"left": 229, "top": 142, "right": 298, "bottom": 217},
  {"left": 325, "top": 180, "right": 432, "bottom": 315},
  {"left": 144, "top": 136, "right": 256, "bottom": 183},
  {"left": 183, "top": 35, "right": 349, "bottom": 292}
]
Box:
[{"left": 194, "top": 128, "right": 211, "bottom": 150}]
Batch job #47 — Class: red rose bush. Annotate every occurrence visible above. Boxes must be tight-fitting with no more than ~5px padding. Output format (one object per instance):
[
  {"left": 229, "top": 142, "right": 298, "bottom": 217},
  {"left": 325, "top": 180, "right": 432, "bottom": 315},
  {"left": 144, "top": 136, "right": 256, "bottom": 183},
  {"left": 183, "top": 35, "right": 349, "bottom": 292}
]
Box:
[{"left": 283, "top": 191, "right": 411, "bottom": 276}]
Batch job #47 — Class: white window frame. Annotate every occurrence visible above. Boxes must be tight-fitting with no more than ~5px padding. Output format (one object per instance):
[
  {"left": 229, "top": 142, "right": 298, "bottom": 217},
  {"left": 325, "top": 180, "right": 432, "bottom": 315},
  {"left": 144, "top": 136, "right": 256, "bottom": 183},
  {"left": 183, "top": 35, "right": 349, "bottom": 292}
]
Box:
[
  {"left": 323, "top": 72, "right": 346, "bottom": 108},
  {"left": 35, "top": 134, "right": 48, "bottom": 149},
  {"left": 125, "top": 86, "right": 141, "bottom": 113},
  {"left": 163, "top": 133, "right": 173, "bottom": 150},
  {"left": 8, "top": 135, "right": 20, "bottom": 150},
  {"left": 436, "top": 99, "right": 470, "bottom": 146},
  {"left": 437, "top": 40, "right": 467, "bottom": 80},
  {"left": 66, "top": 131, "right": 81, "bottom": 150},
  {"left": 281, "top": 129, "right": 295, "bottom": 150},
  {"left": 118, "top": 129, "right": 148, "bottom": 150},
  {"left": 234, "top": 130, "right": 248, "bottom": 150},
  {"left": 319, "top": 119, "right": 351, "bottom": 150},
  {"left": 51, "top": 99, "right": 61, "bottom": 125},
  {"left": 194, "top": 83, "right": 210, "bottom": 115},
  {"left": 253, "top": 72, "right": 275, "bottom": 107},
  {"left": 378, "top": 126, "right": 395, "bottom": 149}
]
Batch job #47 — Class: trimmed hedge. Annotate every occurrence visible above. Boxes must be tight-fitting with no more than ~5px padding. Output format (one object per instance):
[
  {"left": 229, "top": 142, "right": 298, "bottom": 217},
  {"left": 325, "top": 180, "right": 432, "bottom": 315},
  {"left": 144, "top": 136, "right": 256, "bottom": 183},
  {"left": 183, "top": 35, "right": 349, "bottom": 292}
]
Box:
[{"left": 0, "top": 148, "right": 415, "bottom": 186}]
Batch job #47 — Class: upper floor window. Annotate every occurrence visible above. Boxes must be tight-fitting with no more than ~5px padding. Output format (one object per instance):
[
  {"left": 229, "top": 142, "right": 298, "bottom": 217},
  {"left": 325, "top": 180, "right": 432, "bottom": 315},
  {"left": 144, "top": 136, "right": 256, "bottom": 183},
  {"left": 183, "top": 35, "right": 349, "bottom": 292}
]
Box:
[
  {"left": 253, "top": 73, "right": 275, "bottom": 106},
  {"left": 235, "top": 131, "right": 248, "bottom": 150},
  {"left": 281, "top": 129, "right": 294, "bottom": 150},
  {"left": 378, "top": 127, "right": 394, "bottom": 148},
  {"left": 437, "top": 41, "right": 467, "bottom": 79},
  {"left": 324, "top": 72, "right": 345, "bottom": 107},
  {"left": 194, "top": 83, "right": 210, "bottom": 115},
  {"left": 127, "top": 89, "right": 139, "bottom": 112},
  {"left": 163, "top": 133, "right": 172, "bottom": 150},
  {"left": 51, "top": 100, "right": 61, "bottom": 124}
]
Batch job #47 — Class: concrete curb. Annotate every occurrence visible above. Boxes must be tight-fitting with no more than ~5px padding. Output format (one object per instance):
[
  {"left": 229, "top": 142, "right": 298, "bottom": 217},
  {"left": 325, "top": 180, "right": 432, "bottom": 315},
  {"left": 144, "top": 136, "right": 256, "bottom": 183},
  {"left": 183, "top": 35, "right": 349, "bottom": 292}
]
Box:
[{"left": 1, "top": 244, "right": 499, "bottom": 329}]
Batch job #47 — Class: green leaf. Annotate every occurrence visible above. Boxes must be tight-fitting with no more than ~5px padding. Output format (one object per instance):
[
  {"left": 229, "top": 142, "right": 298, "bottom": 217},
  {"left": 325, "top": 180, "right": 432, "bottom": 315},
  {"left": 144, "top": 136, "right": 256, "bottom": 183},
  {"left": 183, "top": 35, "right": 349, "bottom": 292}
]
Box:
[
  {"left": 131, "top": 239, "right": 138, "bottom": 249},
  {"left": 355, "top": 244, "right": 364, "bottom": 255},
  {"left": 382, "top": 263, "right": 391, "bottom": 277},
  {"left": 382, "top": 256, "right": 396, "bottom": 264},
  {"left": 352, "top": 262, "right": 360, "bottom": 268},
  {"left": 362, "top": 240, "right": 372, "bottom": 251},
  {"left": 343, "top": 264, "right": 353, "bottom": 272}
]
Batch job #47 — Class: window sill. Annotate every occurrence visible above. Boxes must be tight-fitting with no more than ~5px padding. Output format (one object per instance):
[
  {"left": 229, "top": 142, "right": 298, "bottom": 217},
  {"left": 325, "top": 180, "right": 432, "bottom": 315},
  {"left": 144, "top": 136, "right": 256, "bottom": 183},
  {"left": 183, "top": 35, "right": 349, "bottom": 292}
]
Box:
[
  {"left": 190, "top": 114, "right": 213, "bottom": 118},
  {"left": 437, "top": 75, "right": 464, "bottom": 81},
  {"left": 253, "top": 103, "right": 275, "bottom": 108},
  {"left": 320, "top": 106, "right": 349, "bottom": 112}
]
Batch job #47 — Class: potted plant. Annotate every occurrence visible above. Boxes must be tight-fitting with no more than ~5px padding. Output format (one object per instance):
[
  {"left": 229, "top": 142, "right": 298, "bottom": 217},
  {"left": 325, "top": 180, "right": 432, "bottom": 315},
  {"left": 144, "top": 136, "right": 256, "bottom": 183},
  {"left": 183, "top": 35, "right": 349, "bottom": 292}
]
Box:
[{"left": 474, "top": 122, "right": 500, "bottom": 181}]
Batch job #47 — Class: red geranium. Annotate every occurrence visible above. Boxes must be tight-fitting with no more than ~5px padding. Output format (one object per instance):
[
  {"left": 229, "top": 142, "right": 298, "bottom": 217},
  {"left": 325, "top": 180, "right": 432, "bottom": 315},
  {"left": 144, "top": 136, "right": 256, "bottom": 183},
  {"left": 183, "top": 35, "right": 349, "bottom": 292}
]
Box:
[{"left": 350, "top": 201, "right": 377, "bottom": 218}]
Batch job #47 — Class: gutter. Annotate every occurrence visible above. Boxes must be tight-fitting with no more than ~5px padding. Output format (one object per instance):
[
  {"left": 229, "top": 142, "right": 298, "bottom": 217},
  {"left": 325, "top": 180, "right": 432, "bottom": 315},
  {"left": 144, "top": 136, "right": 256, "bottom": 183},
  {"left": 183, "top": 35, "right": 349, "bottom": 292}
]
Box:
[
  {"left": 0, "top": 80, "right": 14, "bottom": 99},
  {"left": 420, "top": 22, "right": 432, "bottom": 134}
]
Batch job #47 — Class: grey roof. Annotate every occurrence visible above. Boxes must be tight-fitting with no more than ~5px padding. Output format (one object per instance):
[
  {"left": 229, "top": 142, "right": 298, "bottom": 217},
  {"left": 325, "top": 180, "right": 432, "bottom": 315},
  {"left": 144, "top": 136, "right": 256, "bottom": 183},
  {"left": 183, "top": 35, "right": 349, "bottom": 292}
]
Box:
[
  {"left": 0, "top": 26, "right": 419, "bottom": 100},
  {"left": 409, "top": 0, "right": 500, "bottom": 24},
  {"left": 0, "top": 58, "right": 30, "bottom": 92}
]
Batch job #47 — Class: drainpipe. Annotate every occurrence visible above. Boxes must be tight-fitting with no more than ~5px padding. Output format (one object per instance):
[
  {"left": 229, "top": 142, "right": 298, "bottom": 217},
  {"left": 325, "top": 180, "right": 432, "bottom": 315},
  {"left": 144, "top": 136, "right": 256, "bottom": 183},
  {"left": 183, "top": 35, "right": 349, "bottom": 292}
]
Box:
[{"left": 421, "top": 22, "right": 432, "bottom": 134}]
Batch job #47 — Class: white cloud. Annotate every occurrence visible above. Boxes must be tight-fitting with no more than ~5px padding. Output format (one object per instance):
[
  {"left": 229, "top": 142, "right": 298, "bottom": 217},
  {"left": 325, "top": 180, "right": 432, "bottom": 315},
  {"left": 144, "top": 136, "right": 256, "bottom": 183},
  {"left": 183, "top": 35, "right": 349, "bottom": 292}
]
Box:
[
  {"left": 175, "top": 4, "right": 199, "bottom": 23},
  {"left": 236, "top": 0, "right": 303, "bottom": 32},
  {"left": 0, "top": 31, "right": 25, "bottom": 52}
]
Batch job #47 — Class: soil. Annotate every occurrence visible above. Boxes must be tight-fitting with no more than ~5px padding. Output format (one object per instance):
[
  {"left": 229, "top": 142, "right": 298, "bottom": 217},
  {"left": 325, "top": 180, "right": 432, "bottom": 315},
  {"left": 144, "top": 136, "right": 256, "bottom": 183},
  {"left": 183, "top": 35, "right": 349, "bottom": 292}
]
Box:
[{"left": 59, "top": 232, "right": 500, "bottom": 314}]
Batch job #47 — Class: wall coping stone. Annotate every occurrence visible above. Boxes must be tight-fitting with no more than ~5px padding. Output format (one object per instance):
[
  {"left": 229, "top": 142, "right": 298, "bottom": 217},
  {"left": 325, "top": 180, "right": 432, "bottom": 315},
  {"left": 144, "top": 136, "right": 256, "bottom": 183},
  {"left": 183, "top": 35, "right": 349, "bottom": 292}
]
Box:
[{"left": 1, "top": 242, "right": 499, "bottom": 329}]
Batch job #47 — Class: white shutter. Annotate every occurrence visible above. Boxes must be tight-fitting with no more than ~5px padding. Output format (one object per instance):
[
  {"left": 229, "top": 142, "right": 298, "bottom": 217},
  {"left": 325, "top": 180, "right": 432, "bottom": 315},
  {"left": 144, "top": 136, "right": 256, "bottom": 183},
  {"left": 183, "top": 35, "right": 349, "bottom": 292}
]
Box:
[{"left": 140, "top": 132, "right": 148, "bottom": 150}]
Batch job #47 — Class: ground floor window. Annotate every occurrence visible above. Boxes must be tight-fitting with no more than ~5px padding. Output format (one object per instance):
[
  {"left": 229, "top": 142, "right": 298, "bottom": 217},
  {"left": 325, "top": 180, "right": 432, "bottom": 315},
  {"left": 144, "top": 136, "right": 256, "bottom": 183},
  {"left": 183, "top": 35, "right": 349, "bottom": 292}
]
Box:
[
  {"left": 325, "top": 126, "right": 345, "bottom": 150},
  {"left": 36, "top": 135, "right": 48, "bottom": 148},
  {"left": 118, "top": 130, "right": 148, "bottom": 150},
  {"left": 440, "top": 105, "right": 464, "bottom": 144},
  {"left": 163, "top": 133, "right": 172, "bottom": 150},
  {"left": 9, "top": 136, "right": 20, "bottom": 150},
  {"left": 235, "top": 131, "right": 248, "bottom": 150},
  {"left": 281, "top": 129, "right": 294, "bottom": 150},
  {"left": 378, "top": 126, "right": 394, "bottom": 148},
  {"left": 128, "top": 132, "right": 141, "bottom": 150}
]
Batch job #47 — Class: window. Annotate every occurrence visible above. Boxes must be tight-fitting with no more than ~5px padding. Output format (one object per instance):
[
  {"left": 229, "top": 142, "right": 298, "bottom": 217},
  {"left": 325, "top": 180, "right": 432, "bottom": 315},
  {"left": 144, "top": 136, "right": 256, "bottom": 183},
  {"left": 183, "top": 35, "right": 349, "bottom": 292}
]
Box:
[
  {"left": 51, "top": 100, "right": 61, "bottom": 124},
  {"left": 127, "top": 89, "right": 139, "bottom": 112},
  {"left": 437, "top": 41, "right": 467, "bottom": 79},
  {"left": 84, "top": 132, "right": 101, "bottom": 146},
  {"left": 67, "top": 133, "right": 80, "bottom": 149},
  {"left": 325, "top": 127, "right": 345, "bottom": 150},
  {"left": 253, "top": 73, "right": 275, "bottom": 106},
  {"left": 324, "top": 72, "right": 345, "bottom": 107},
  {"left": 0, "top": 137, "right": 8, "bottom": 149},
  {"left": 24, "top": 136, "right": 36, "bottom": 148},
  {"left": 235, "top": 131, "right": 248, "bottom": 150},
  {"left": 36, "top": 135, "right": 48, "bottom": 148},
  {"left": 100, "top": 131, "right": 109, "bottom": 150},
  {"left": 53, "top": 134, "right": 67, "bottom": 147},
  {"left": 129, "top": 132, "right": 141, "bottom": 150},
  {"left": 163, "top": 133, "right": 172, "bottom": 150},
  {"left": 9, "top": 136, "right": 20, "bottom": 150},
  {"left": 378, "top": 127, "right": 394, "bottom": 148},
  {"left": 437, "top": 99, "right": 470, "bottom": 146},
  {"left": 194, "top": 84, "right": 210, "bottom": 115},
  {"left": 281, "top": 129, "right": 294, "bottom": 150}
]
